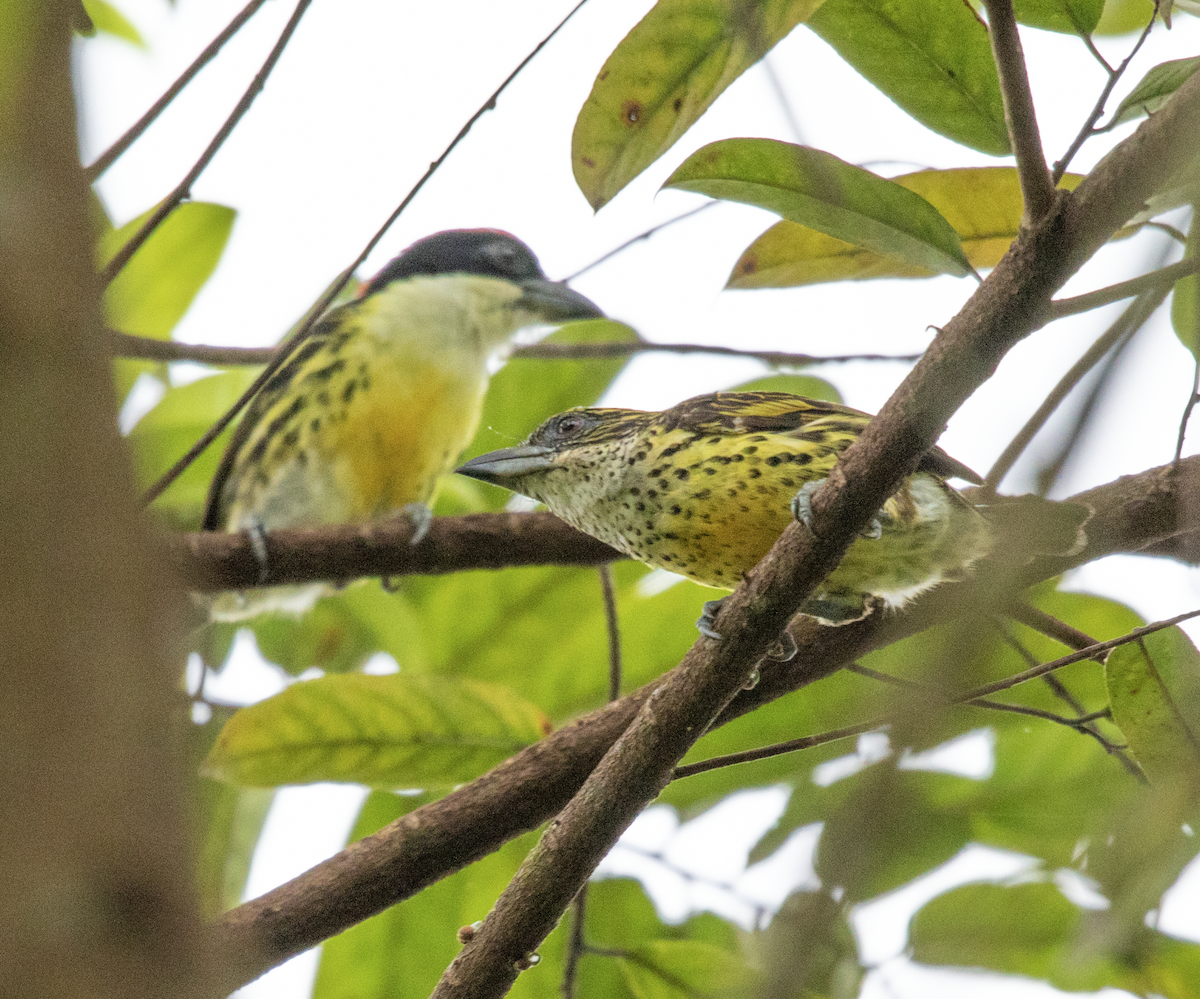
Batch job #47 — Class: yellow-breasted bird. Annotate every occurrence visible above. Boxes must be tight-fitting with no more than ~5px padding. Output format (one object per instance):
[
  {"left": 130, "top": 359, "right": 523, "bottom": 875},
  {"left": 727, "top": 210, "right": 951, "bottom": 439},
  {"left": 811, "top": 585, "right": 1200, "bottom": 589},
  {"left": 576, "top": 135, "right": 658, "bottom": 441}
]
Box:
[
  {"left": 457, "top": 391, "right": 992, "bottom": 628},
  {"left": 204, "top": 229, "right": 603, "bottom": 618}
]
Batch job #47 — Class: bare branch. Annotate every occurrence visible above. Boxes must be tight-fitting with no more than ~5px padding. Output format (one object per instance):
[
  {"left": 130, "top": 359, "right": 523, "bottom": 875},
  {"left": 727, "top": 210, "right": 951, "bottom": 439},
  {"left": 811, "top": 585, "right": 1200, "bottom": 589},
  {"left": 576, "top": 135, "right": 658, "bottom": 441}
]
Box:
[
  {"left": 560, "top": 204, "right": 715, "bottom": 282},
  {"left": 1006, "top": 603, "right": 1101, "bottom": 653},
  {"left": 137, "top": 0, "right": 590, "bottom": 507},
  {"left": 1175, "top": 355, "right": 1200, "bottom": 463},
  {"left": 100, "top": 0, "right": 313, "bottom": 286},
  {"left": 984, "top": 283, "right": 1172, "bottom": 491},
  {"left": 1046, "top": 256, "right": 1200, "bottom": 322},
  {"left": 83, "top": 0, "right": 269, "bottom": 183},
  {"left": 984, "top": 0, "right": 1055, "bottom": 222},
  {"left": 1052, "top": 11, "right": 1156, "bottom": 183},
  {"left": 108, "top": 326, "right": 919, "bottom": 368},
  {"left": 599, "top": 565, "right": 622, "bottom": 701}
]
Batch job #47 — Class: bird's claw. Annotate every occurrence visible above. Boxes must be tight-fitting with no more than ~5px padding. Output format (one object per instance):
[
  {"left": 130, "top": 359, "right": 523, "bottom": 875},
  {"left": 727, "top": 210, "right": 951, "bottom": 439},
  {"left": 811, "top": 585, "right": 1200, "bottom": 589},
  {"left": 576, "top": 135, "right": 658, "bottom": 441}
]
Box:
[
  {"left": 793, "top": 480, "right": 883, "bottom": 539},
  {"left": 696, "top": 598, "right": 724, "bottom": 640},
  {"left": 247, "top": 517, "right": 270, "bottom": 585},
  {"left": 402, "top": 502, "right": 433, "bottom": 546}
]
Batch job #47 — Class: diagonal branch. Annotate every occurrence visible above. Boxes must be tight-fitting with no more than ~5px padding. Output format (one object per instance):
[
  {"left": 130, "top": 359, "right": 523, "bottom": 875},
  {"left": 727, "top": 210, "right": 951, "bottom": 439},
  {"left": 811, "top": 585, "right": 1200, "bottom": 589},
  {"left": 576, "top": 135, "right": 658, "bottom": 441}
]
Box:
[
  {"left": 83, "top": 0, "right": 270, "bottom": 183},
  {"left": 430, "top": 68, "right": 1200, "bottom": 999},
  {"left": 204, "top": 455, "right": 1200, "bottom": 994},
  {"left": 100, "top": 0, "right": 313, "bottom": 286},
  {"left": 984, "top": 0, "right": 1055, "bottom": 222}
]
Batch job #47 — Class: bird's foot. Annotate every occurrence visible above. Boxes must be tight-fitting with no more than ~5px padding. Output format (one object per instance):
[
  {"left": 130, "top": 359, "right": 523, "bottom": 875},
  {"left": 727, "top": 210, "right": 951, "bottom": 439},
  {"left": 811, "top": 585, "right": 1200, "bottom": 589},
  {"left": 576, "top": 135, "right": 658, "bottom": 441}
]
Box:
[
  {"left": 247, "top": 517, "right": 270, "bottom": 585},
  {"left": 402, "top": 502, "right": 433, "bottom": 545},
  {"left": 791, "top": 479, "right": 883, "bottom": 539},
  {"left": 696, "top": 598, "right": 724, "bottom": 640}
]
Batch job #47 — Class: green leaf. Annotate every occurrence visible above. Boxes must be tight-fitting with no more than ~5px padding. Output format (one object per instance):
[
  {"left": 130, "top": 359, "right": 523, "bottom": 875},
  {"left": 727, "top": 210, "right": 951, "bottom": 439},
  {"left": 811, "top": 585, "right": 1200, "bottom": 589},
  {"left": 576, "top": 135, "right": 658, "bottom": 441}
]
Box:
[
  {"left": 195, "top": 783, "right": 273, "bottom": 919},
  {"left": 79, "top": 0, "right": 145, "bottom": 46},
  {"left": 1172, "top": 210, "right": 1199, "bottom": 360},
  {"left": 202, "top": 672, "right": 551, "bottom": 789},
  {"left": 731, "top": 372, "right": 842, "bottom": 402},
  {"left": 729, "top": 167, "right": 1083, "bottom": 288},
  {"left": 129, "top": 368, "right": 259, "bottom": 528},
  {"left": 98, "top": 201, "right": 236, "bottom": 339},
  {"left": 1096, "top": 0, "right": 1158, "bottom": 33},
  {"left": 1111, "top": 56, "right": 1200, "bottom": 129},
  {"left": 747, "top": 890, "right": 863, "bottom": 999},
  {"left": 1012, "top": 0, "right": 1103, "bottom": 34},
  {"left": 572, "top": 0, "right": 827, "bottom": 210},
  {"left": 1106, "top": 626, "right": 1200, "bottom": 785},
  {"left": 911, "top": 881, "right": 1200, "bottom": 995},
  {"left": 807, "top": 0, "right": 1010, "bottom": 156},
  {"left": 665, "top": 140, "right": 971, "bottom": 277},
  {"left": 620, "top": 940, "right": 753, "bottom": 999}
]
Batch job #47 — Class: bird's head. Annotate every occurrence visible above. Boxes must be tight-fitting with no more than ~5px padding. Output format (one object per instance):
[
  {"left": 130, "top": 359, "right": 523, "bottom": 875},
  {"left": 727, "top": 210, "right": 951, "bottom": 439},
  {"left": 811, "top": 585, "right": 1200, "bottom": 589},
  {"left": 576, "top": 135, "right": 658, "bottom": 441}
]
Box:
[
  {"left": 456, "top": 406, "right": 654, "bottom": 507},
  {"left": 360, "top": 230, "right": 603, "bottom": 351}
]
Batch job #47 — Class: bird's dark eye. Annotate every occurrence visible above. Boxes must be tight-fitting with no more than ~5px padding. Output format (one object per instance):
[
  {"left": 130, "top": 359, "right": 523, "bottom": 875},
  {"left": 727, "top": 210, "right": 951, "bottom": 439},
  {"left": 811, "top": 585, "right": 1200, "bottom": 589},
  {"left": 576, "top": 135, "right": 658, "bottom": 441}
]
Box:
[{"left": 555, "top": 416, "right": 583, "bottom": 436}]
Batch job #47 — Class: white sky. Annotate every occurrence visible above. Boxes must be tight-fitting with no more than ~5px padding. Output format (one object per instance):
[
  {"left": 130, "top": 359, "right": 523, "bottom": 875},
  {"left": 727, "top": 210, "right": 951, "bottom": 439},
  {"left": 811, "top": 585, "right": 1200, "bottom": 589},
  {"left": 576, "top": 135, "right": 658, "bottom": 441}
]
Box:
[{"left": 76, "top": 2, "right": 1200, "bottom": 996}]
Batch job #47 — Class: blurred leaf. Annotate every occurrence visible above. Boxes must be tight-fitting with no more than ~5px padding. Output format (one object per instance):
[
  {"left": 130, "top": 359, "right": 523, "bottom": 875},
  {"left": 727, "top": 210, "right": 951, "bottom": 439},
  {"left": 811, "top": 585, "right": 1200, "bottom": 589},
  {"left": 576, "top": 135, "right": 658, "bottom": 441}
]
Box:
[
  {"left": 1110, "top": 57, "right": 1200, "bottom": 129},
  {"left": 746, "top": 890, "right": 862, "bottom": 999},
  {"left": 807, "top": 0, "right": 1009, "bottom": 155},
  {"left": 911, "top": 881, "right": 1200, "bottom": 995},
  {"left": 571, "top": 0, "right": 827, "bottom": 210},
  {"left": 665, "top": 139, "right": 971, "bottom": 277},
  {"left": 195, "top": 783, "right": 273, "bottom": 919},
  {"left": 312, "top": 793, "right": 566, "bottom": 999},
  {"left": 729, "top": 168, "right": 1083, "bottom": 288},
  {"left": 202, "top": 672, "right": 551, "bottom": 789},
  {"left": 1172, "top": 210, "right": 1199, "bottom": 360},
  {"left": 731, "top": 372, "right": 843, "bottom": 402},
  {"left": 1106, "top": 626, "right": 1200, "bottom": 785},
  {"left": 98, "top": 201, "right": 236, "bottom": 339},
  {"left": 1096, "top": 0, "right": 1158, "bottom": 32},
  {"left": 129, "top": 368, "right": 258, "bottom": 529},
  {"left": 1012, "top": 0, "right": 1103, "bottom": 34},
  {"left": 620, "top": 940, "right": 754, "bottom": 998},
  {"left": 79, "top": 0, "right": 144, "bottom": 46}
]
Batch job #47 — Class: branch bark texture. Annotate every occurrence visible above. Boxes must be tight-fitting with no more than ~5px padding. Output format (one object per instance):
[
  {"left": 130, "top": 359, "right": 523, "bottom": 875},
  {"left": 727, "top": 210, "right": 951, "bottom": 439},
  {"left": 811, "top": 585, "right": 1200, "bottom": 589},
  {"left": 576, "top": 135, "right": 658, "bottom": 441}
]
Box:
[{"left": 208, "top": 456, "right": 1200, "bottom": 992}]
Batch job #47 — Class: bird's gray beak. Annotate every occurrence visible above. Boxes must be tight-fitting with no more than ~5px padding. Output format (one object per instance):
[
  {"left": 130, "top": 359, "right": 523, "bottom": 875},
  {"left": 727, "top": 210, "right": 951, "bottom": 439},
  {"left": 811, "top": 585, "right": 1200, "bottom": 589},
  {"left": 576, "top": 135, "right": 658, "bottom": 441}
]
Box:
[
  {"left": 515, "top": 278, "right": 604, "bottom": 322},
  {"left": 456, "top": 445, "right": 556, "bottom": 485}
]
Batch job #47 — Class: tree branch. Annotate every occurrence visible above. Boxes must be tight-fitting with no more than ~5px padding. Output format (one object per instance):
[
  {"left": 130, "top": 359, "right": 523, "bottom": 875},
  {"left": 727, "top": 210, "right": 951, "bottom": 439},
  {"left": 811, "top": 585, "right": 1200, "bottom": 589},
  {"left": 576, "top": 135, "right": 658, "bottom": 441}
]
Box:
[
  {"left": 984, "top": 0, "right": 1055, "bottom": 222},
  {"left": 203, "top": 454, "right": 1199, "bottom": 993},
  {"left": 1045, "top": 256, "right": 1199, "bottom": 323},
  {"left": 107, "top": 326, "right": 918, "bottom": 368},
  {"left": 100, "top": 0, "right": 313, "bottom": 286},
  {"left": 83, "top": 0, "right": 269, "bottom": 183}
]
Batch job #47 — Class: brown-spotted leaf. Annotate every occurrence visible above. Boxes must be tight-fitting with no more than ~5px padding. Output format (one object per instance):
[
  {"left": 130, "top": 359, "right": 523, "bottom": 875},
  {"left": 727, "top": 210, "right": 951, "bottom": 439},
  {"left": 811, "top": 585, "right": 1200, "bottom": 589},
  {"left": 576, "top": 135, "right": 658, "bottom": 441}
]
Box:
[{"left": 572, "top": 0, "right": 827, "bottom": 210}]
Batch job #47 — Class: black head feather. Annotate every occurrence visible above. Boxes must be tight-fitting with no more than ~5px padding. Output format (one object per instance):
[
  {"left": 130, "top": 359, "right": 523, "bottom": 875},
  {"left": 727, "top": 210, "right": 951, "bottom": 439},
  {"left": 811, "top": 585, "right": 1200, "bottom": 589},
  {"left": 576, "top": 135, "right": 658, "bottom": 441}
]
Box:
[{"left": 363, "top": 230, "right": 545, "bottom": 297}]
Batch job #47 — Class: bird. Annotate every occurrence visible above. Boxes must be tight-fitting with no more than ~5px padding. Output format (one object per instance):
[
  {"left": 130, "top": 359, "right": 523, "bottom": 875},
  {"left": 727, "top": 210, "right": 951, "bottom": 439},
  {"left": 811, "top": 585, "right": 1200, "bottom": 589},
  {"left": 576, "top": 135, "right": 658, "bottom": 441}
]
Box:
[
  {"left": 204, "top": 229, "right": 603, "bottom": 619},
  {"left": 456, "top": 390, "right": 992, "bottom": 631}
]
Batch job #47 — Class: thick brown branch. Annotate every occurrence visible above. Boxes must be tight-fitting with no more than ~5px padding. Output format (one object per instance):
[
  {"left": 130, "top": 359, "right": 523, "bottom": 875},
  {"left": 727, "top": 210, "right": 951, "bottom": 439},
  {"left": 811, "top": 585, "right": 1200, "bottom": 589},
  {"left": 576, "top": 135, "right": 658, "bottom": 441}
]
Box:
[
  {"left": 984, "top": 0, "right": 1055, "bottom": 222},
  {"left": 206, "top": 456, "right": 1200, "bottom": 992}
]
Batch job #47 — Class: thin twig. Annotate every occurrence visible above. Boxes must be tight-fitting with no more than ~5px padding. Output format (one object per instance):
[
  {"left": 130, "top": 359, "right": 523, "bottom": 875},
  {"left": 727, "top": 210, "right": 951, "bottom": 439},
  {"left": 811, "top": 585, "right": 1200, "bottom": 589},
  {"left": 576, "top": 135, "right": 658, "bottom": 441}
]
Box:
[
  {"left": 83, "top": 0, "right": 269, "bottom": 183},
  {"left": 1046, "top": 257, "right": 1200, "bottom": 322},
  {"left": 984, "top": 0, "right": 1055, "bottom": 221},
  {"left": 1052, "top": 11, "right": 1156, "bottom": 183},
  {"left": 674, "top": 608, "right": 1200, "bottom": 779},
  {"left": 137, "top": 0, "right": 590, "bottom": 507},
  {"left": 108, "top": 327, "right": 922, "bottom": 368},
  {"left": 1175, "top": 356, "right": 1200, "bottom": 463},
  {"left": 598, "top": 565, "right": 622, "bottom": 702},
  {"left": 1145, "top": 221, "right": 1190, "bottom": 244},
  {"left": 762, "top": 55, "right": 804, "bottom": 144},
  {"left": 100, "top": 0, "right": 312, "bottom": 286},
  {"left": 561, "top": 886, "right": 587, "bottom": 999},
  {"left": 984, "top": 282, "right": 1172, "bottom": 491},
  {"left": 561, "top": 204, "right": 715, "bottom": 283},
  {"left": 1006, "top": 603, "right": 1101, "bottom": 654}
]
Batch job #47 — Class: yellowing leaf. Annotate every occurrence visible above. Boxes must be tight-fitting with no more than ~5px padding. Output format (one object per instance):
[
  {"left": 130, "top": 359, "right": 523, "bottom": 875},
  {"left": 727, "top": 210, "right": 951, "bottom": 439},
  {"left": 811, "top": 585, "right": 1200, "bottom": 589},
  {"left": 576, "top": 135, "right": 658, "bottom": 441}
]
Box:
[
  {"left": 202, "top": 672, "right": 552, "bottom": 789},
  {"left": 572, "top": 0, "right": 827, "bottom": 210},
  {"left": 666, "top": 140, "right": 971, "bottom": 278},
  {"left": 729, "top": 167, "right": 1083, "bottom": 288}
]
